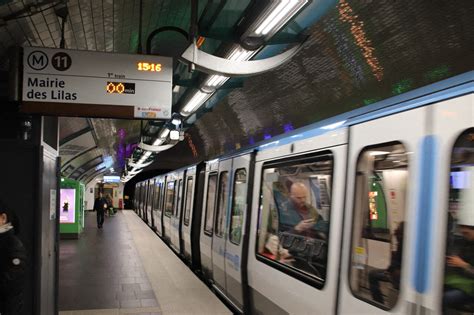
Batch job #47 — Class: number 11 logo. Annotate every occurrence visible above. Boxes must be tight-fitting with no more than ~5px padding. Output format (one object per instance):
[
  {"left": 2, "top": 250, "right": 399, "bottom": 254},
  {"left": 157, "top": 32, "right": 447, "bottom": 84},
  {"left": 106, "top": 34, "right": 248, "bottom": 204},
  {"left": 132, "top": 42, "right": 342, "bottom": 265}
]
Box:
[{"left": 52, "top": 52, "right": 72, "bottom": 71}]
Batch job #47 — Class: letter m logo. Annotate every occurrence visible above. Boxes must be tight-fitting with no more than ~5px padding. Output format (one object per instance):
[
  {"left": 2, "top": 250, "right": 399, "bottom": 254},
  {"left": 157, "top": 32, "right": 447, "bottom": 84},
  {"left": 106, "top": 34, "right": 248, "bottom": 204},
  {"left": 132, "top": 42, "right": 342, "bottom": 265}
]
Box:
[{"left": 27, "top": 50, "right": 49, "bottom": 71}]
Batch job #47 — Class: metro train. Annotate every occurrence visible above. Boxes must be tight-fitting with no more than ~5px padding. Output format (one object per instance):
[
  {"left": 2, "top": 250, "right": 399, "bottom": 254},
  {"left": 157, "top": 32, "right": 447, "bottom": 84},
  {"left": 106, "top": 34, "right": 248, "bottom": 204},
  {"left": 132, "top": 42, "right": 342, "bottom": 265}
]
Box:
[{"left": 133, "top": 72, "right": 473, "bottom": 315}]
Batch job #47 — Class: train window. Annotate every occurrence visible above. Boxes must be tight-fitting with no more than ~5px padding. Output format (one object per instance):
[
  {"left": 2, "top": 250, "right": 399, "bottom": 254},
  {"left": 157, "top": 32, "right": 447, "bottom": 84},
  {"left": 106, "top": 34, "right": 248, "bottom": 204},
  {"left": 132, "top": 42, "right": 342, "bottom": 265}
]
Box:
[
  {"left": 154, "top": 181, "right": 161, "bottom": 212},
  {"left": 350, "top": 142, "right": 408, "bottom": 309},
  {"left": 443, "top": 128, "right": 474, "bottom": 313},
  {"left": 183, "top": 177, "right": 194, "bottom": 226},
  {"left": 164, "top": 180, "right": 176, "bottom": 217},
  {"left": 204, "top": 173, "right": 218, "bottom": 235},
  {"left": 174, "top": 179, "right": 183, "bottom": 217},
  {"left": 230, "top": 169, "right": 247, "bottom": 245},
  {"left": 215, "top": 172, "right": 229, "bottom": 238},
  {"left": 256, "top": 152, "right": 333, "bottom": 283}
]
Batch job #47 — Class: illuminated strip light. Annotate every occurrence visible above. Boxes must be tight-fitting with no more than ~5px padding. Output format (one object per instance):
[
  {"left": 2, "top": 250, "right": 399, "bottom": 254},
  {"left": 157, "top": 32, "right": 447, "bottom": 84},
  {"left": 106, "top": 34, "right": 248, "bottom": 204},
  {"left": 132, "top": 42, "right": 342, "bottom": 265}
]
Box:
[
  {"left": 202, "top": 46, "right": 258, "bottom": 89},
  {"left": 252, "top": 0, "right": 308, "bottom": 36},
  {"left": 255, "top": 0, "right": 297, "bottom": 35},
  {"left": 338, "top": 0, "right": 383, "bottom": 81},
  {"left": 180, "top": 91, "right": 213, "bottom": 116},
  {"left": 227, "top": 47, "right": 256, "bottom": 61},
  {"left": 205, "top": 75, "right": 228, "bottom": 87}
]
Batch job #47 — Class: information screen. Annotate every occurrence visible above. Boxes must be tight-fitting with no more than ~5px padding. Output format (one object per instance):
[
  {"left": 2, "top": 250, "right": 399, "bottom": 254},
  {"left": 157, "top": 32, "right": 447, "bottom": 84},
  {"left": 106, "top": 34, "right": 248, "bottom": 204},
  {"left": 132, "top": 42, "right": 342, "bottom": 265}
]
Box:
[
  {"left": 60, "top": 189, "right": 76, "bottom": 224},
  {"left": 22, "top": 47, "right": 172, "bottom": 119}
]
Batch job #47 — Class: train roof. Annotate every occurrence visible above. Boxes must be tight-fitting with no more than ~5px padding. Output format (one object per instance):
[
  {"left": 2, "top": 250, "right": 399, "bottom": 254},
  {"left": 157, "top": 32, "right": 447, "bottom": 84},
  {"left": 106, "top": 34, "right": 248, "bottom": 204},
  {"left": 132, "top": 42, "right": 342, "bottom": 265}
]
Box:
[
  {"left": 251, "top": 71, "right": 473, "bottom": 152},
  {"left": 137, "top": 71, "right": 473, "bottom": 184}
]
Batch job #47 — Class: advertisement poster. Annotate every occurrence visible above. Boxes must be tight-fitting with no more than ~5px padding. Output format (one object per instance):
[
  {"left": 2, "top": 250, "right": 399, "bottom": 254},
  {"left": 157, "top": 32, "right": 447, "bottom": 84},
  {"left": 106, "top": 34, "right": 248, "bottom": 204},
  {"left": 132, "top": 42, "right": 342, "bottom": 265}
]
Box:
[{"left": 60, "top": 189, "right": 76, "bottom": 224}]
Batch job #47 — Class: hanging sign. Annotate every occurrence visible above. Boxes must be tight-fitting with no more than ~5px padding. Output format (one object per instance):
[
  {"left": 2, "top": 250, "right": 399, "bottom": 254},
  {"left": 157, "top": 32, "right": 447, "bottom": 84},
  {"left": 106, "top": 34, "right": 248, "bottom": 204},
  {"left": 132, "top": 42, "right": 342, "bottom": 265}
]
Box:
[{"left": 21, "top": 47, "right": 172, "bottom": 119}]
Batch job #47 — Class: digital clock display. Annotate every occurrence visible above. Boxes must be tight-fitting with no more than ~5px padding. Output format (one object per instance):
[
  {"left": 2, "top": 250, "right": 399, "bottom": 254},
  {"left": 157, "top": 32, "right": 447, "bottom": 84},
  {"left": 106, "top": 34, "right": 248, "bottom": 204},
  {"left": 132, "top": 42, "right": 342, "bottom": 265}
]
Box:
[
  {"left": 137, "top": 62, "right": 162, "bottom": 72},
  {"left": 106, "top": 82, "right": 135, "bottom": 94}
]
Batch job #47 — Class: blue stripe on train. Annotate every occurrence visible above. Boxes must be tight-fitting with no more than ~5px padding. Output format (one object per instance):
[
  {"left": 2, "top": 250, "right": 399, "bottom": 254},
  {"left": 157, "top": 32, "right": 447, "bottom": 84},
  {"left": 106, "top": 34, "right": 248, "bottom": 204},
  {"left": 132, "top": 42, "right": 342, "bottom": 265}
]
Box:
[{"left": 413, "top": 135, "right": 438, "bottom": 293}]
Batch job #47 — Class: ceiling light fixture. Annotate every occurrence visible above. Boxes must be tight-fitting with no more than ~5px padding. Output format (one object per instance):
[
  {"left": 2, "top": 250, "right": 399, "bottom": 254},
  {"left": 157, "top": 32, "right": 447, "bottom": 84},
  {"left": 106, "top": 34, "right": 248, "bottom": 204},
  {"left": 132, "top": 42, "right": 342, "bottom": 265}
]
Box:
[
  {"left": 180, "top": 90, "right": 213, "bottom": 116},
  {"left": 249, "top": 0, "right": 308, "bottom": 38},
  {"left": 170, "top": 130, "right": 180, "bottom": 141},
  {"left": 171, "top": 118, "right": 181, "bottom": 126}
]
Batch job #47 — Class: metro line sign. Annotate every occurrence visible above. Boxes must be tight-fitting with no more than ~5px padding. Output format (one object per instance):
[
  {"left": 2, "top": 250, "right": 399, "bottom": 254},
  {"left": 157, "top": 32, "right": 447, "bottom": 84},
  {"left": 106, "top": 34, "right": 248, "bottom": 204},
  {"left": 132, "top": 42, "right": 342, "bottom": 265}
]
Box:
[{"left": 21, "top": 47, "right": 172, "bottom": 119}]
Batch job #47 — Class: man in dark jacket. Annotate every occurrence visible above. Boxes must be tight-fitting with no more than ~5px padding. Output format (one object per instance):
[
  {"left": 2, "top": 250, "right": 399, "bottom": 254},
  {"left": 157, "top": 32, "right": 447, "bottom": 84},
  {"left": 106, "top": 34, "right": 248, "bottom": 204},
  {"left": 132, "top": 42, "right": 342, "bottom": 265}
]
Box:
[
  {"left": 93, "top": 192, "right": 108, "bottom": 229},
  {"left": 0, "top": 200, "right": 27, "bottom": 315}
]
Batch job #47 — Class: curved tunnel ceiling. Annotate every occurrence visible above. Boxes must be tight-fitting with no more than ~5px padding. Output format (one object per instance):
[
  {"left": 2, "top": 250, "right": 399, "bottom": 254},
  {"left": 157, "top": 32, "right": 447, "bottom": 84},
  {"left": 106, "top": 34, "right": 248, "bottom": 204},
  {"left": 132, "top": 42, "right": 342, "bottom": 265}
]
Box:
[
  {"left": 0, "top": 0, "right": 472, "bottom": 181},
  {"left": 151, "top": 0, "right": 474, "bottom": 171}
]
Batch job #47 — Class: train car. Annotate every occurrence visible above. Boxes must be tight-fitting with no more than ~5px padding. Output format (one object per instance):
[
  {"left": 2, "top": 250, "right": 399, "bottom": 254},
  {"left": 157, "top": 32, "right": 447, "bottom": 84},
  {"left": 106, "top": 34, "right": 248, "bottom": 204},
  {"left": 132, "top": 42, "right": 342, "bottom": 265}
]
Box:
[{"left": 133, "top": 73, "right": 473, "bottom": 315}]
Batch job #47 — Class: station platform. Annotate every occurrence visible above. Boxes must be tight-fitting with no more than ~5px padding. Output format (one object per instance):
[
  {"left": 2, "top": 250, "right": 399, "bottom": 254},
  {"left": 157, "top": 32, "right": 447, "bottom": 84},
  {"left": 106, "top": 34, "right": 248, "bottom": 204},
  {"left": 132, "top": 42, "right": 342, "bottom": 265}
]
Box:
[{"left": 59, "top": 210, "right": 231, "bottom": 315}]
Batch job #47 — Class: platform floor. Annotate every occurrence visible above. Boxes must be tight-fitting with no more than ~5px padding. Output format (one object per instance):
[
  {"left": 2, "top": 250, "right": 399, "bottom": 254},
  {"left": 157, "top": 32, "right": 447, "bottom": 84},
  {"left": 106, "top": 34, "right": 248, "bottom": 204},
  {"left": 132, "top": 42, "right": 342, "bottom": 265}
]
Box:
[{"left": 59, "top": 210, "right": 231, "bottom": 315}]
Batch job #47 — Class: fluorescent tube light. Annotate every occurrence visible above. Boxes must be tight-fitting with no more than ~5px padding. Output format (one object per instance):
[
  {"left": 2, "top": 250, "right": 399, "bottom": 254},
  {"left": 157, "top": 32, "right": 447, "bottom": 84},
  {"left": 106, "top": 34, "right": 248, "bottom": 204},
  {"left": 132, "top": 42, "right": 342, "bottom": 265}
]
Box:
[
  {"left": 251, "top": 0, "right": 308, "bottom": 37},
  {"left": 180, "top": 91, "right": 212, "bottom": 116},
  {"left": 158, "top": 128, "right": 170, "bottom": 139},
  {"left": 152, "top": 138, "right": 164, "bottom": 146}
]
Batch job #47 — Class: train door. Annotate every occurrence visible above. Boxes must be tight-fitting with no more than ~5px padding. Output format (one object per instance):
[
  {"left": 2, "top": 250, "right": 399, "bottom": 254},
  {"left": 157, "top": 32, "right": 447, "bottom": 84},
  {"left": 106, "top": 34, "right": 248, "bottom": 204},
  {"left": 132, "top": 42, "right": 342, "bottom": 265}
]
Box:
[
  {"left": 247, "top": 128, "right": 347, "bottom": 314},
  {"left": 146, "top": 179, "right": 153, "bottom": 227},
  {"left": 136, "top": 183, "right": 142, "bottom": 216},
  {"left": 224, "top": 153, "right": 252, "bottom": 311},
  {"left": 141, "top": 181, "right": 147, "bottom": 220},
  {"left": 182, "top": 167, "right": 196, "bottom": 262},
  {"left": 339, "top": 107, "right": 426, "bottom": 314},
  {"left": 423, "top": 94, "right": 473, "bottom": 314},
  {"left": 200, "top": 161, "right": 219, "bottom": 280},
  {"left": 144, "top": 180, "right": 150, "bottom": 223},
  {"left": 212, "top": 159, "right": 232, "bottom": 294},
  {"left": 138, "top": 182, "right": 145, "bottom": 219},
  {"left": 133, "top": 184, "right": 140, "bottom": 214},
  {"left": 163, "top": 174, "right": 176, "bottom": 242},
  {"left": 154, "top": 177, "right": 164, "bottom": 236},
  {"left": 170, "top": 173, "right": 184, "bottom": 253}
]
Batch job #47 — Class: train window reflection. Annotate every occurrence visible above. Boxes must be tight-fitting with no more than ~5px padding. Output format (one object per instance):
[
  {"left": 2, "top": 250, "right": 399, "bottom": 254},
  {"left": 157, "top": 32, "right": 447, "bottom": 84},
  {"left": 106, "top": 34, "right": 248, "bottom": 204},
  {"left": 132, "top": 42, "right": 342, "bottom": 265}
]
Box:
[
  {"left": 174, "top": 179, "right": 183, "bottom": 217},
  {"left": 256, "top": 153, "right": 333, "bottom": 282},
  {"left": 204, "top": 173, "right": 217, "bottom": 235},
  {"left": 230, "top": 169, "right": 247, "bottom": 245},
  {"left": 164, "top": 180, "right": 175, "bottom": 217},
  {"left": 215, "top": 172, "right": 229, "bottom": 238},
  {"left": 350, "top": 142, "right": 408, "bottom": 309},
  {"left": 154, "top": 182, "right": 161, "bottom": 212},
  {"left": 443, "top": 128, "right": 474, "bottom": 313},
  {"left": 147, "top": 180, "right": 154, "bottom": 218},
  {"left": 184, "top": 177, "right": 193, "bottom": 226}
]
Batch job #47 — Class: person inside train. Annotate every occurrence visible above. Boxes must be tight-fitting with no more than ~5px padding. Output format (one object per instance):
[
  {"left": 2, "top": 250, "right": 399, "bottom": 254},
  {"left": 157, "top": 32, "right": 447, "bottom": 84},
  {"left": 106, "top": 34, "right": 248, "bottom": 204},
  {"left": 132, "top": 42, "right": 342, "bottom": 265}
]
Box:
[
  {"left": 94, "top": 192, "right": 108, "bottom": 229},
  {"left": 275, "top": 182, "right": 329, "bottom": 276},
  {"left": 279, "top": 182, "right": 328, "bottom": 238},
  {"left": 368, "top": 221, "right": 404, "bottom": 305},
  {"left": 444, "top": 220, "right": 474, "bottom": 309},
  {"left": 0, "top": 199, "right": 27, "bottom": 315}
]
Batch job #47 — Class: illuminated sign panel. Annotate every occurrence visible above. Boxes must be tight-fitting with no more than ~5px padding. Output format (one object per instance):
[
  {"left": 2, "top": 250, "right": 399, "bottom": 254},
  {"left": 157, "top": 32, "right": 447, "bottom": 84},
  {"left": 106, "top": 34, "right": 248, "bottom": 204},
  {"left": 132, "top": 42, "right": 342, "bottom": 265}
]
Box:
[
  {"left": 60, "top": 189, "right": 76, "bottom": 224},
  {"left": 103, "top": 176, "right": 121, "bottom": 183},
  {"left": 22, "top": 47, "right": 172, "bottom": 119}
]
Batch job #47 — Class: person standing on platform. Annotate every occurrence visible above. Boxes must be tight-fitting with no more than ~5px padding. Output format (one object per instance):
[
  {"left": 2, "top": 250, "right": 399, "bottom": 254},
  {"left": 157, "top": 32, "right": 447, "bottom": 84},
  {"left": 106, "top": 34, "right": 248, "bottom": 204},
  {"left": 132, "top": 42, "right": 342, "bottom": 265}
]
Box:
[
  {"left": 0, "top": 200, "right": 27, "bottom": 315},
  {"left": 94, "top": 192, "right": 108, "bottom": 229}
]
